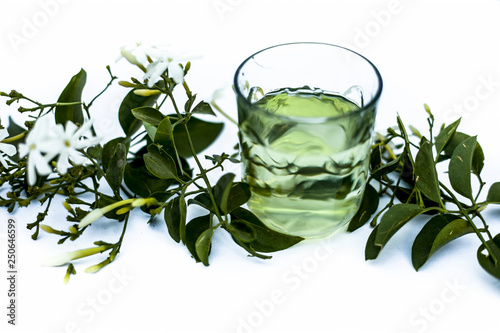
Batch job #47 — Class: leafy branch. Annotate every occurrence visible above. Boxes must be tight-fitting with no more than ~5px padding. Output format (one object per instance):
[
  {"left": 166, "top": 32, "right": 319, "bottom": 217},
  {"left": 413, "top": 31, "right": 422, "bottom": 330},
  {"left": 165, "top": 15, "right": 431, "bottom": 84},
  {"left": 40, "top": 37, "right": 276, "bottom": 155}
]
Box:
[
  {"left": 0, "top": 49, "right": 302, "bottom": 282},
  {"left": 348, "top": 106, "right": 500, "bottom": 280}
]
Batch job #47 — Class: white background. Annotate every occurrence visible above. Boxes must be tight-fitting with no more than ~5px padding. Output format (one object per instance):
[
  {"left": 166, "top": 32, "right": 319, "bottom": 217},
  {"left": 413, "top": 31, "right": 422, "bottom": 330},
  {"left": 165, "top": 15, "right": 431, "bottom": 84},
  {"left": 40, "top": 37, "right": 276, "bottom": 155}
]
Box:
[{"left": 1, "top": 0, "right": 500, "bottom": 332}]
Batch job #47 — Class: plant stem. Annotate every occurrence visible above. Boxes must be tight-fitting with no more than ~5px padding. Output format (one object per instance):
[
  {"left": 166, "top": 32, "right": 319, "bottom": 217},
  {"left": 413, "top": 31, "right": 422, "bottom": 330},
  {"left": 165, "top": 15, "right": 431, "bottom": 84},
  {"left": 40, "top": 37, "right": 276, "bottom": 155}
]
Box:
[{"left": 439, "top": 181, "right": 497, "bottom": 265}]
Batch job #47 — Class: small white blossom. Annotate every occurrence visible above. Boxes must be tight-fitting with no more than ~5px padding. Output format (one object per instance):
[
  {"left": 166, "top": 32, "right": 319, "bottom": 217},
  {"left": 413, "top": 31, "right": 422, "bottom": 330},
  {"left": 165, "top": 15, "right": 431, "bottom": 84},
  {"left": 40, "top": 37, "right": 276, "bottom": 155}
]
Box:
[
  {"left": 117, "top": 42, "right": 200, "bottom": 88},
  {"left": 144, "top": 54, "right": 186, "bottom": 88},
  {"left": 117, "top": 42, "right": 159, "bottom": 67},
  {"left": 0, "top": 129, "right": 17, "bottom": 168},
  {"left": 18, "top": 115, "right": 59, "bottom": 186},
  {"left": 18, "top": 116, "right": 100, "bottom": 185},
  {"left": 52, "top": 119, "right": 100, "bottom": 175}
]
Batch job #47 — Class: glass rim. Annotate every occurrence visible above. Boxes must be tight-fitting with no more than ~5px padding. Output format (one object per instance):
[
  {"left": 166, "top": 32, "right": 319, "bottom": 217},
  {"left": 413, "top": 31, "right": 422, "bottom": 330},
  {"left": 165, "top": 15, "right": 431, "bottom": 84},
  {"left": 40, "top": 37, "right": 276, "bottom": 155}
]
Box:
[{"left": 233, "top": 42, "right": 383, "bottom": 122}]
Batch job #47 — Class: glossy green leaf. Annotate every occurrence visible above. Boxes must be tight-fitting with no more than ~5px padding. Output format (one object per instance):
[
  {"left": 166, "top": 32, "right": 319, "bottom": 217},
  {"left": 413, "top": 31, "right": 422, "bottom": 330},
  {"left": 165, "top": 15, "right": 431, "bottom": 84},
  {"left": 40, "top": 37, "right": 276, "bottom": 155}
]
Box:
[
  {"left": 185, "top": 215, "right": 212, "bottom": 262},
  {"left": 102, "top": 137, "right": 129, "bottom": 174},
  {"left": 347, "top": 183, "right": 379, "bottom": 232},
  {"left": 131, "top": 106, "right": 165, "bottom": 126},
  {"left": 143, "top": 145, "right": 177, "bottom": 180},
  {"left": 412, "top": 214, "right": 473, "bottom": 271},
  {"left": 171, "top": 116, "right": 224, "bottom": 158},
  {"left": 226, "top": 182, "right": 251, "bottom": 213},
  {"left": 214, "top": 173, "right": 235, "bottom": 214},
  {"left": 371, "top": 153, "right": 403, "bottom": 180},
  {"left": 154, "top": 118, "right": 176, "bottom": 157},
  {"left": 123, "top": 163, "right": 173, "bottom": 198},
  {"left": 471, "top": 142, "right": 484, "bottom": 176},
  {"left": 188, "top": 192, "right": 215, "bottom": 213},
  {"left": 119, "top": 89, "right": 159, "bottom": 137},
  {"left": 414, "top": 140, "right": 442, "bottom": 205},
  {"left": 477, "top": 233, "right": 500, "bottom": 280},
  {"left": 375, "top": 204, "right": 425, "bottom": 249},
  {"left": 230, "top": 207, "right": 303, "bottom": 253},
  {"left": 229, "top": 219, "right": 257, "bottom": 243},
  {"left": 369, "top": 145, "right": 382, "bottom": 171},
  {"left": 365, "top": 224, "right": 382, "bottom": 260},
  {"left": 106, "top": 143, "right": 127, "bottom": 193},
  {"left": 55, "top": 69, "right": 86, "bottom": 126},
  {"left": 443, "top": 132, "right": 484, "bottom": 176},
  {"left": 391, "top": 186, "right": 439, "bottom": 213},
  {"left": 192, "top": 101, "right": 216, "bottom": 116},
  {"left": 142, "top": 123, "right": 156, "bottom": 142},
  {"left": 195, "top": 227, "right": 216, "bottom": 266},
  {"left": 486, "top": 182, "right": 500, "bottom": 203},
  {"left": 434, "top": 118, "right": 461, "bottom": 156},
  {"left": 448, "top": 136, "right": 477, "bottom": 200},
  {"left": 164, "top": 196, "right": 186, "bottom": 243}
]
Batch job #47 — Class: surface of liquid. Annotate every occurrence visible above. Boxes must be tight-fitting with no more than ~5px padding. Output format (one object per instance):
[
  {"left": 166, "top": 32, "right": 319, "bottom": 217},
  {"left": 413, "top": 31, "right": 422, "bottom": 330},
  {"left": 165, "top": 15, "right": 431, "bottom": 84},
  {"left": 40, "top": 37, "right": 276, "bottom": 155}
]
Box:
[{"left": 238, "top": 87, "right": 375, "bottom": 238}]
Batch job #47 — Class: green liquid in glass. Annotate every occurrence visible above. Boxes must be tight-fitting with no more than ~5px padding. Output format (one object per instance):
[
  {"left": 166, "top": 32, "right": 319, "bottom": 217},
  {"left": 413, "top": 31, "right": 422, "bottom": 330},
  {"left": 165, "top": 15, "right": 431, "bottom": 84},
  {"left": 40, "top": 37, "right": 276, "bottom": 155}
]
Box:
[{"left": 238, "top": 87, "right": 374, "bottom": 238}]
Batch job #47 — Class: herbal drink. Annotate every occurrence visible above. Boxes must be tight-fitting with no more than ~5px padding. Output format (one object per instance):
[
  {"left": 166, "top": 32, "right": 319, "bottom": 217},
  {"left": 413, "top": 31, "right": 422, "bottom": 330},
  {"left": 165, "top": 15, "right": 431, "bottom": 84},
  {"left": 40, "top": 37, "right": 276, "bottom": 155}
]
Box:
[
  {"left": 234, "top": 42, "right": 382, "bottom": 238},
  {"left": 238, "top": 87, "right": 376, "bottom": 238}
]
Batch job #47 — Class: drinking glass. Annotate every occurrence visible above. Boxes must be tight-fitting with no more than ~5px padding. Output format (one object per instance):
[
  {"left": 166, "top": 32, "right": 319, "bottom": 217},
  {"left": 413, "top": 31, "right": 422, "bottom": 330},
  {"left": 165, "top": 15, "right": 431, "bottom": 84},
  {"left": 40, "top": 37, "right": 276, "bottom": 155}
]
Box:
[{"left": 234, "top": 42, "right": 383, "bottom": 238}]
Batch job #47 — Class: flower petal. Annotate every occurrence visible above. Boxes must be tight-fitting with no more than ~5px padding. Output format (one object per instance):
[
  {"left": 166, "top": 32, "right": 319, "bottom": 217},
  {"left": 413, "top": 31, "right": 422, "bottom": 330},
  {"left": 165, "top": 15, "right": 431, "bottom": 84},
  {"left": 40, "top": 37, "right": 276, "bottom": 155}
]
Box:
[
  {"left": 0, "top": 142, "right": 17, "bottom": 156},
  {"left": 169, "top": 64, "right": 185, "bottom": 84}
]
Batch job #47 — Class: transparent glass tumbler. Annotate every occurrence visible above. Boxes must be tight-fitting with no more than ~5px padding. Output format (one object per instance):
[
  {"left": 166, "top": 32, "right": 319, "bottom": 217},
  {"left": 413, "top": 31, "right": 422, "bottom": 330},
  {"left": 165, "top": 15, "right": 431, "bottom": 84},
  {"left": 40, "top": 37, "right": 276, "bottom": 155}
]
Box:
[{"left": 234, "top": 42, "right": 383, "bottom": 238}]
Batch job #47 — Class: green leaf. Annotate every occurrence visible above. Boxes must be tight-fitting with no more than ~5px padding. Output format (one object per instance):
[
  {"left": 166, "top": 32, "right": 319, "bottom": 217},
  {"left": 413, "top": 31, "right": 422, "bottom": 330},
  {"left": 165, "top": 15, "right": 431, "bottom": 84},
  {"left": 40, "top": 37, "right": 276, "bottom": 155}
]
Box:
[
  {"left": 106, "top": 143, "right": 127, "bottom": 193},
  {"left": 119, "top": 89, "right": 159, "bottom": 137},
  {"left": 434, "top": 118, "right": 461, "bottom": 156},
  {"left": 214, "top": 173, "right": 235, "bottom": 214},
  {"left": 229, "top": 220, "right": 257, "bottom": 243},
  {"left": 123, "top": 163, "right": 173, "bottom": 198},
  {"left": 192, "top": 101, "right": 216, "bottom": 116},
  {"left": 164, "top": 196, "right": 187, "bottom": 243},
  {"left": 412, "top": 214, "right": 473, "bottom": 271},
  {"left": 448, "top": 136, "right": 477, "bottom": 200},
  {"left": 143, "top": 122, "right": 157, "bottom": 141},
  {"left": 365, "top": 224, "right": 382, "bottom": 260},
  {"left": 102, "top": 137, "right": 129, "bottom": 174},
  {"left": 185, "top": 215, "right": 212, "bottom": 262},
  {"left": 477, "top": 233, "right": 500, "bottom": 280},
  {"left": 154, "top": 118, "right": 176, "bottom": 157},
  {"left": 471, "top": 141, "right": 484, "bottom": 176},
  {"left": 443, "top": 132, "right": 484, "bottom": 176},
  {"left": 230, "top": 208, "right": 303, "bottom": 253},
  {"left": 370, "top": 153, "right": 404, "bottom": 180},
  {"left": 188, "top": 192, "right": 215, "bottom": 213},
  {"left": 369, "top": 145, "right": 382, "bottom": 171},
  {"left": 132, "top": 106, "right": 165, "bottom": 126},
  {"left": 391, "top": 186, "right": 439, "bottom": 213},
  {"left": 374, "top": 204, "right": 425, "bottom": 249},
  {"left": 347, "top": 183, "right": 379, "bottom": 232},
  {"left": 226, "top": 182, "right": 251, "bottom": 213},
  {"left": 195, "top": 227, "right": 216, "bottom": 266},
  {"left": 55, "top": 69, "right": 86, "bottom": 126},
  {"left": 414, "top": 140, "right": 442, "bottom": 205},
  {"left": 171, "top": 115, "right": 224, "bottom": 158},
  {"left": 486, "top": 182, "right": 500, "bottom": 203},
  {"left": 143, "top": 145, "right": 178, "bottom": 180}
]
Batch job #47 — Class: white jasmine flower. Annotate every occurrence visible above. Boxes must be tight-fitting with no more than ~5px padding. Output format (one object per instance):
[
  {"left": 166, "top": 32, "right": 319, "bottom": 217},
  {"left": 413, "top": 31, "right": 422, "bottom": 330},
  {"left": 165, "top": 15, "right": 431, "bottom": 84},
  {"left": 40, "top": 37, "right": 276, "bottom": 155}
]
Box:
[
  {"left": 117, "top": 42, "right": 201, "bottom": 88},
  {"left": 117, "top": 42, "right": 159, "bottom": 67},
  {"left": 0, "top": 129, "right": 17, "bottom": 168},
  {"left": 144, "top": 53, "right": 186, "bottom": 88},
  {"left": 52, "top": 120, "right": 100, "bottom": 175},
  {"left": 18, "top": 115, "right": 59, "bottom": 186}
]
